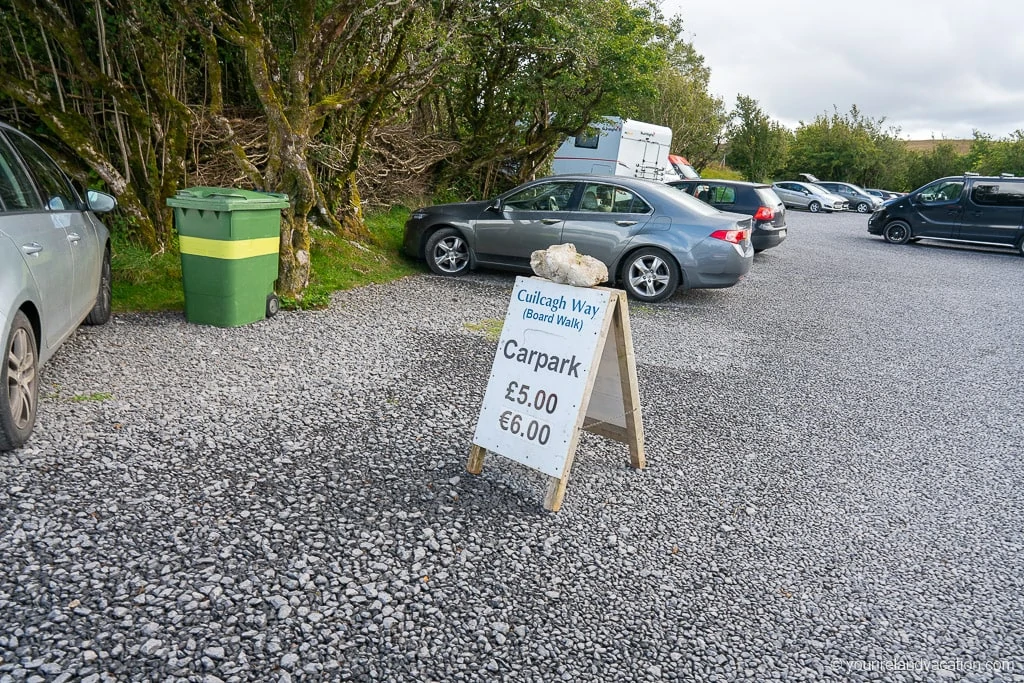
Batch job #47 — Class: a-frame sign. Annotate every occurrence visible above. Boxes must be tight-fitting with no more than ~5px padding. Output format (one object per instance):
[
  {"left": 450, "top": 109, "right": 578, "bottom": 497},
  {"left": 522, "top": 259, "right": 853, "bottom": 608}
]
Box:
[{"left": 467, "top": 276, "right": 645, "bottom": 511}]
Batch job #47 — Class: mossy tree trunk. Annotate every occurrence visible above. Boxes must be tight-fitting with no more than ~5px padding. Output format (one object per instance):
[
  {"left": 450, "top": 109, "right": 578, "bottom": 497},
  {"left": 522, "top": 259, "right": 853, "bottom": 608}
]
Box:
[
  {"left": 0, "top": 0, "right": 192, "bottom": 251},
  {"left": 205, "top": 0, "right": 458, "bottom": 297}
]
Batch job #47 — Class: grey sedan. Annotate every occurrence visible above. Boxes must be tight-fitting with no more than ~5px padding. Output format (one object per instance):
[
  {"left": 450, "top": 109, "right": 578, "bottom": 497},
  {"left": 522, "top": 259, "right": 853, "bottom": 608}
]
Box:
[
  {"left": 403, "top": 175, "right": 754, "bottom": 302},
  {"left": 1, "top": 121, "right": 115, "bottom": 451}
]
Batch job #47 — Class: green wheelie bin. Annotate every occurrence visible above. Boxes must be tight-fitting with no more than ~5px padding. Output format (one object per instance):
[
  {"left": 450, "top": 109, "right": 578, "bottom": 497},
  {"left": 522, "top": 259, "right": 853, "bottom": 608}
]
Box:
[{"left": 167, "top": 187, "right": 289, "bottom": 327}]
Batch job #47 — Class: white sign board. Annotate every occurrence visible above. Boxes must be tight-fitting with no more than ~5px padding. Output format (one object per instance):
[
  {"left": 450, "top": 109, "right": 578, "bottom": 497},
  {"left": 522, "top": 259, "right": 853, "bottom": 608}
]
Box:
[{"left": 472, "top": 276, "right": 611, "bottom": 478}]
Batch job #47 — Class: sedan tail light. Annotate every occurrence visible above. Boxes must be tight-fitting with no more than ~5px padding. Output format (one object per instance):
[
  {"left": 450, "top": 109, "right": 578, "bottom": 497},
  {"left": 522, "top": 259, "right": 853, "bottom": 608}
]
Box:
[
  {"left": 710, "top": 228, "right": 751, "bottom": 244},
  {"left": 753, "top": 206, "right": 774, "bottom": 221}
]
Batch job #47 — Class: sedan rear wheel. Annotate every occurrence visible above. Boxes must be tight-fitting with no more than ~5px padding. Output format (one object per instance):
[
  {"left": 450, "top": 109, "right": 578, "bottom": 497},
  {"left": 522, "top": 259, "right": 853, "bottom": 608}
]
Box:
[
  {"left": 85, "top": 247, "right": 112, "bottom": 325},
  {"left": 1, "top": 312, "right": 39, "bottom": 452},
  {"left": 425, "top": 228, "right": 471, "bottom": 276},
  {"left": 808, "top": 201, "right": 821, "bottom": 213},
  {"left": 883, "top": 220, "right": 911, "bottom": 245},
  {"left": 621, "top": 248, "right": 679, "bottom": 303}
]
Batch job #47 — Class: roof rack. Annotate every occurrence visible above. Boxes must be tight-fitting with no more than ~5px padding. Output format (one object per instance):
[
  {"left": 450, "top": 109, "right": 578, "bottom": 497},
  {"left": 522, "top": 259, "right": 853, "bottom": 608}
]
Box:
[
  {"left": 999, "top": 172, "right": 1016, "bottom": 178},
  {"left": 964, "top": 172, "right": 980, "bottom": 176}
]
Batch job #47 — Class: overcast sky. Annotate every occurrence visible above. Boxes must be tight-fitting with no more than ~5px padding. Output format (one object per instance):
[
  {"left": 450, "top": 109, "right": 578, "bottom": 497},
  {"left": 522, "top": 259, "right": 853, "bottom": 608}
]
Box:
[{"left": 661, "top": 0, "right": 1024, "bottom": 140}]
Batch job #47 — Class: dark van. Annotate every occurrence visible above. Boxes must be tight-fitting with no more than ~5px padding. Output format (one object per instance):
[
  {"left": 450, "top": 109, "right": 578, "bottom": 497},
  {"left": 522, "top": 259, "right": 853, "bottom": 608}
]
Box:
[{"left": 868, "top": 175, "right": 1024, "bottom": 254}]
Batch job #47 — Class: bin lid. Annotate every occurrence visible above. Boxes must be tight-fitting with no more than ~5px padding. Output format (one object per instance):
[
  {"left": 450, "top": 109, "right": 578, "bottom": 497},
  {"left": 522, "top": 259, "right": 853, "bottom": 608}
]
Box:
[{"left": 166, "top": 187, "right": 290, "bottom": 211}]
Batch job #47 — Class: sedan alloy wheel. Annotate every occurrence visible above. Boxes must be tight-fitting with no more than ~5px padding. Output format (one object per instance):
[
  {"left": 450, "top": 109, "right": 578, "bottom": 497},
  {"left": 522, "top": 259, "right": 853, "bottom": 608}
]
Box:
[
  {"left": 623, "top": 248, "right": 678, "bottom": 303},
  {"left": 1, "top": 312, "right": 39, "bottom": 451},
  {"left": 426, "top": 228, "right": 470, "bottom": 276}
]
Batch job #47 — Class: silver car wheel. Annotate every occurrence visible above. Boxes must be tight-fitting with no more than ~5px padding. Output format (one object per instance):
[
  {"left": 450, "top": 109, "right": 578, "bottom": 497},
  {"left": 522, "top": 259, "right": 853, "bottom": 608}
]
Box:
[
  {"left": 628, "top": 254, "right": 671, "bottom": 298},
  {"left": 808, "top": 201, "right": 821, "bottom": 213},
  {"left": 6, "top": 326, "right": 37, "bottom": 431}
]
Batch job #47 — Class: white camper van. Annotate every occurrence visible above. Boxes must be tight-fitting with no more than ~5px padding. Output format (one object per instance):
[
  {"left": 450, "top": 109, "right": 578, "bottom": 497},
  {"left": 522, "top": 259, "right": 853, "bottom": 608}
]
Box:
[{"left": 552, "top": 117, "right": 673, "bottom": 181}]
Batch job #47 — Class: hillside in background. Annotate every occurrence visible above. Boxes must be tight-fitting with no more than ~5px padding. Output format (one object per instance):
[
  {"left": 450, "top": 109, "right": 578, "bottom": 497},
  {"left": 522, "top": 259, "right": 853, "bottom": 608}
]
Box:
[{"left": 904, "top": 139, "right": 973, "bottom": 154}]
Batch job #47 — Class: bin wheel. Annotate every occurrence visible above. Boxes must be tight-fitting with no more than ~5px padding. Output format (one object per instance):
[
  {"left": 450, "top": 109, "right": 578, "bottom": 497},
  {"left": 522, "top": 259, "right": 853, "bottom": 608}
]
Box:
[{"left": 266, "top": 294, "right": 280, "bottom": 318}]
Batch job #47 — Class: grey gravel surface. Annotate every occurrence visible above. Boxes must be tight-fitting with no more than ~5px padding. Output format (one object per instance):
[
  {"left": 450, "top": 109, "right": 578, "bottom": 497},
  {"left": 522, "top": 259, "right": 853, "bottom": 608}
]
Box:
[{"left": 2, "top": 211, "right": 1024, "bottom": 682}]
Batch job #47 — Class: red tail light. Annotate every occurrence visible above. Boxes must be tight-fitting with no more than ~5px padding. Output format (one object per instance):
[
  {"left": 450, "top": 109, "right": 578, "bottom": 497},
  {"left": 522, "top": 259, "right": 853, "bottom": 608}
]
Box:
[
  {"left": 753, "top": 206, "right": 774, "bottom": 221},
  {"left": 710, "top": 228, "right": 750, "bottom": 244}
]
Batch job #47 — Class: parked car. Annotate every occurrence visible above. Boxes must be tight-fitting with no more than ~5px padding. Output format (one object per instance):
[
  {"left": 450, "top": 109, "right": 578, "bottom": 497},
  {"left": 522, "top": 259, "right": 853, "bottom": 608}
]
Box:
[
  {"left": 814, "top": 181, "right": 883, "bottom": 213},
  {"left": 865, "top": 188, "right": 903, "bottom": 201},
  {"left": 669, "top": 179, "right": 787, "bottom": 252},
  {"left": 1, "top": 121, "right": 115, "bottom": 451},
  {"left": 772, "top": 181, "right": 848, "bottom": 213},
  {"left": 868, "top": 174, "right": 1024, "bottom": 253},
  {"left": 403, "top": 175, "right": 754, "bottom": 303}
]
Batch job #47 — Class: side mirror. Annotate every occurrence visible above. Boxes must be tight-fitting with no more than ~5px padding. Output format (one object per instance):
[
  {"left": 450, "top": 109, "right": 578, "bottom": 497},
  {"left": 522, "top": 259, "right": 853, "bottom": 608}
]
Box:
[
  {"left": 488, "top": 197, "right": 503, "bottom": 213},
  {"left": 87, "top": 190, "right": 117, "bottom": 214}
]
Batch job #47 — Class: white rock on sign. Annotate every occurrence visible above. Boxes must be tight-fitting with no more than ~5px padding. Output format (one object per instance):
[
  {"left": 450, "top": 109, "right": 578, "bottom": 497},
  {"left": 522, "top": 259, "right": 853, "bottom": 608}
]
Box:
[{"left": 530, "top": 243, "right": 609, "bottom": 288}]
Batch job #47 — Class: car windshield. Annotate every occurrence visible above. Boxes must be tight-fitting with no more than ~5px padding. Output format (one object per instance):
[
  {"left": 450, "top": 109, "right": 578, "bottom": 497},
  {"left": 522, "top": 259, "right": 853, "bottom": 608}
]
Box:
[{"left": 808, "top": 184, "right": 832, "bottom": 197}]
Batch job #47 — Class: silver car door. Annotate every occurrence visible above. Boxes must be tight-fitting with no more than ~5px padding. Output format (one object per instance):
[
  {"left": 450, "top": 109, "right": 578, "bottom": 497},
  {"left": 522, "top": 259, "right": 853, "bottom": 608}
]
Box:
[
  {"left": 0, "top": 134, "right": 74, "bottom": 351},
  {"left": 6, "top": 130, "right": 99, "bottom": 321}
]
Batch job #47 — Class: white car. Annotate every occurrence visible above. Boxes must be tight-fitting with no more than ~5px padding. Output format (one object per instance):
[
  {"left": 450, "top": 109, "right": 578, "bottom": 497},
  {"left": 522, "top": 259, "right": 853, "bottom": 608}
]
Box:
[
  {"left": 1, "top": 121, "right": 116, "bottom": 451},
  {"left": 772, "top": 181, "right": 848, "bottom": 213}
]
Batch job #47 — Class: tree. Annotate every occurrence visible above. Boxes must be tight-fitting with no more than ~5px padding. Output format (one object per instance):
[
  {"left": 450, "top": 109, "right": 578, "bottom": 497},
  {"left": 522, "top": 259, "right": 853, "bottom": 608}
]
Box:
[
  {"left": 0, "top": 0, "right": 193, "bottom": 249},
  {"left": 968, "top": 130, "right": 1024, "bottom": 177},
  {"left": 634, "top": 31, "right": 727, "bottom": 172},
  {"left": 785, "top": 106, "right": 907, "bottom": 188},
  {"left": 191, "top": 0, "right": 461, "bottom": 296},
  {"left": 905, "top": 141, "right": 969, "bottom": 189},
  {"left": 725, "top": 95, "right": 790, "bottom": 183},
  {"left": 428, "top": 0, "right": 670, "bottom": 197}
]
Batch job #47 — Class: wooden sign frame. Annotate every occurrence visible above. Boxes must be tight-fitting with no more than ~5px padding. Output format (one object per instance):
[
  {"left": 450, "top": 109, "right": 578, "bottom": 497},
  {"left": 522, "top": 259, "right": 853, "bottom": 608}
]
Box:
[{"left": 468, "top": 284, "right": 645, "bottom": 511}]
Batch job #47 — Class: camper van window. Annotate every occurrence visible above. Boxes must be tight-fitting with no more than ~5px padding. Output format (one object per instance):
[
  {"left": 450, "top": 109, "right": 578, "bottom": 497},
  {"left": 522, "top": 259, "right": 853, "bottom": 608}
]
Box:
[{"left": 574, "top": 132, "right": 600, "bottom": 149}]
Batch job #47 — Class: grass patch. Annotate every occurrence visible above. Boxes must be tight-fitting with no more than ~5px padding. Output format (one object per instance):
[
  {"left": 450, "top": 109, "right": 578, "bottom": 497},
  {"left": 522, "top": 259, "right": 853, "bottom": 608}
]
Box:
[
  {"left": 108, "top": 206, "right": 423, "bottom": 313},
  {"left": 71, "top": 392, "right": 113, "bottom": 402},
  {"left": 464, "top": 318, "right": 503, "bottom": 341},
  {"left": 630, "top": 304, "right": 654, "bottom": 316},
  {"left": 300, "top": 206, "right": 422, "bottom": 309},
  {"left": 111, "top": 233, "right": 184, "bottom": 312},
  {"left": 699, "top": 164, "right": 746, "bottom": 181}
]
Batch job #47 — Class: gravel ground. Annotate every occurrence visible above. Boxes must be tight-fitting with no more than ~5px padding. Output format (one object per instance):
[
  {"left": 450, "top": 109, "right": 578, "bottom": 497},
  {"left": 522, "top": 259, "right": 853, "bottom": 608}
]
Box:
[{"left": 2, "top": 210, "right": 1023, "bottom": 682}]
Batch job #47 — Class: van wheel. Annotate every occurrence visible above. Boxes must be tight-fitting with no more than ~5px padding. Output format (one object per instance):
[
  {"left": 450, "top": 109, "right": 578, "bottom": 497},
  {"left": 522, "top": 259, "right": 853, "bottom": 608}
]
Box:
[{"left": 883, "top": 221, "right": 911, "bottom": 245}]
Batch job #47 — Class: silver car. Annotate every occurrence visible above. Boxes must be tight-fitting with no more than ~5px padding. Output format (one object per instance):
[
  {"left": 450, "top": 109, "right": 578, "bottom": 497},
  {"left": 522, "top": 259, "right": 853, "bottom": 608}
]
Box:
[
  {"left": 1, "top": 121, "right": 115, "bottom": 451},
  {"left": 815, "top": 181, "right": 883, "bottom": 214},
  {"left": 772, "top": 181, "right": 848, "bottom": 213},
  {"left": 403, "top": 175, "right": 754, "bottom": 302}
]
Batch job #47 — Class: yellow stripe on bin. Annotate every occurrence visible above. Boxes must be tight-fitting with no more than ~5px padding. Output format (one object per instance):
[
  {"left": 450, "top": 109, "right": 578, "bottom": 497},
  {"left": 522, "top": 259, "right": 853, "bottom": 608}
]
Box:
[{"left": 179, "top": 235, "right": 279, "bottom": 260}]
